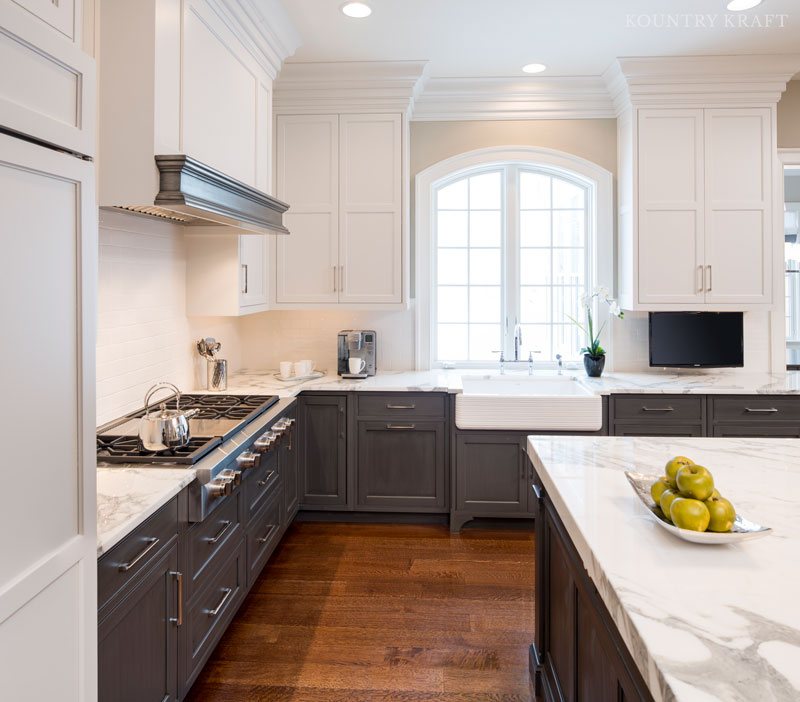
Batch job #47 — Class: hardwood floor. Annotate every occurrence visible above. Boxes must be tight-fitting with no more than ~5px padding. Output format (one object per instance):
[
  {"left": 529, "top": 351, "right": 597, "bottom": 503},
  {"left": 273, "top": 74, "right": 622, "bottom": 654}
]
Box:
[{"left": 184, "top": 522, "right": 535, "bottom": 702}]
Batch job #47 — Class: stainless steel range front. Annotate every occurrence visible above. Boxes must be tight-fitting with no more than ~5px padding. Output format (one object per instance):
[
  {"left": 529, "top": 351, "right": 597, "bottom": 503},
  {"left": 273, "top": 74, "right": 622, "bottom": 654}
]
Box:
[{"left": 97, "top": 393, "right": 296, "bottom": 521}]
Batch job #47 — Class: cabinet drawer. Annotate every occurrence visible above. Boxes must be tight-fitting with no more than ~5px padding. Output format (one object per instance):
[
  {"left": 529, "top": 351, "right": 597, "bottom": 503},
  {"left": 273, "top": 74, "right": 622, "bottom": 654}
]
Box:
[
  {"left": 183, "top": 542, "right": 245, "bottom": 691},
  {"left": 246, "top": 489, "right": 282, "bottom": 588},
  {"left": 612, "top": 395, "right": 704, "bottom": 423},
  {"left": 710, "top": 396, "right": 800, "bottom": 423},
  {"left": 185, "top": 490, "right": 242, "bottom": 599},
  {"left": 244, "top": 449, "right": 280, "bottom": 523},
  {"left": 98, "top": 496, "right": 179, "bottom": 613},
  {"left": 356, "top": 393, "right": 447, "bottom": 419}
]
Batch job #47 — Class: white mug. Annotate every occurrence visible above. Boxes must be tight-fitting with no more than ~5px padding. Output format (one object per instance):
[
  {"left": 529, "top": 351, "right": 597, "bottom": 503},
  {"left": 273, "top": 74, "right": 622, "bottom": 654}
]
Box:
[
  {"left": 348, "top": 357, "right": 366, "bottom": 375},
  {"left": 279, "top": 361, "right": 293, "bottom": 379},
  {"left": 294, "top": 359, "right": 314, "bottom": 377}
]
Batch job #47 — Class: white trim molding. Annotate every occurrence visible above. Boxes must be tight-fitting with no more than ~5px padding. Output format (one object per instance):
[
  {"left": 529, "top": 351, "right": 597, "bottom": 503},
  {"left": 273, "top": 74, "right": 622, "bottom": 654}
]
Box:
[
  {"left": 274, "top": 60, "right": 429, "bottom": 114},
  {"left": 412, "top": 76, "right": 615, "bottom": 121},
  {"left": 604, "top": 55, "right": 800, "bottom": 115},
  {"left": 776, "top": 148, "right": 800, "bottom": 372},
  {"left": 414, "top": 145, "right": 614, "bottom": 370}
]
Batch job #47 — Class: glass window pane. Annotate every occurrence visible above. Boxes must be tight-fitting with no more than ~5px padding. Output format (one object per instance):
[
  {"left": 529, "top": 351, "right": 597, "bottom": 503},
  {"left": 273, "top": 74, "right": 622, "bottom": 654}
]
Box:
[
  {"left": 521, "top": 324, "right": 551, "bottom": 359},
  {"left": 437, "top": 211, "right": 468, "bottom": 247},
  {"left": 469, "top": 324, "right": 501, "bottom": 361},
  {"left": 469, "top": 171, "right": 501, "bottom": 209},
  {"left": 552, "top": 324, "right": 583, "bottom": 360},
  {"left": 470, "top": 210, "right": 501, "bottom": 247},
  {"left": 520, "top": 286, "right": 551, "bottom": 323},
  {"left": 437, "top": 286, "right": 468, "bottom": 323},
  {"left": 437, "top": 178, "right": 468, "bottom": 209},
  {"left": 470, "top": 248, "right": 501, "bottom": 285},
  {"left": 520, "top": 172, "right": 550, "bottom": 209},
  {"left": 520, "top": 210, "right": 550, "bottom": 247},
  {"left": 520, "top": 249, "right": 550, "bottom": 285},
  {"left": 438, "top": 248, "right": 468, "bottom": 285},
  {"left": 469, "top": 286, "right": 501, "bottom": 323},
  {"left": 552, "top": 286, "right": 582, "bottom": 325},
  {"left": 553, "top": 211, "right": 585, "bottom": 247},
  {"left": 438, "top": 324, "right": 468, "bottom": 360},
  {"left": 553, "top": 178, "right": 585, "bottom": 209},
  {"left": 553, "top": 249, "right": 584, "bottom": 285}
]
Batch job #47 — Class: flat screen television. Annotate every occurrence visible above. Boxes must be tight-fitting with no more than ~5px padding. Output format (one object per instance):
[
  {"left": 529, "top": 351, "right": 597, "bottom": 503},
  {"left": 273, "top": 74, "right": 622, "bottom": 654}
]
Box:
[{"left": 649, "top": 312, "right": 744, "bottom": 368}]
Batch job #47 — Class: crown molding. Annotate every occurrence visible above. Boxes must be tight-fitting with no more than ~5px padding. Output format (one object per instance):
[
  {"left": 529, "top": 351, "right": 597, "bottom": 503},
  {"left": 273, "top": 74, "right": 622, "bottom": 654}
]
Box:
[
  {"left": 604, "top": 55, "right": 800, "bottom": 114},
  {"left": 211, "top": 0, "right": 301, "bottom": 80},
  {"left": 274, "top": 61, "right": 429, "bottom": 114},
  {"left": 411, "top": 76, "right": 615, "bottom": 121}
]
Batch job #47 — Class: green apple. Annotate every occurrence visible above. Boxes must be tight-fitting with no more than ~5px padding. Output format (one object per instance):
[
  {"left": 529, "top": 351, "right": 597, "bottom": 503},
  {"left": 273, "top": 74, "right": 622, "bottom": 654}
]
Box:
[
  {"left": 676, "top": 464, "right": 715, "bottom": 501},
  {"left": 705, "top": 495, "right": 736, "bottom": 533},
  {"left": 665, "top": 456, "right": 693, "bottom": 489},
  {"left": 659, "top": 489, "right": 681, "bottom": 521},
  {"left": 670, "top": 497, "right": 711, "bottom": 532},
  {"left": 650, "top": 477, "right": 671, "bottom": 505}
]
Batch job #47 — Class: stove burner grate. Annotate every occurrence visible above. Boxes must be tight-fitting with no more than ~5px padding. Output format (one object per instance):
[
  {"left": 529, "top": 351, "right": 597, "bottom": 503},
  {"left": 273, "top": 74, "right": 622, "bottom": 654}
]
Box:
[{"left": 96, "top": 435, "right": 221, "bottom": 465}]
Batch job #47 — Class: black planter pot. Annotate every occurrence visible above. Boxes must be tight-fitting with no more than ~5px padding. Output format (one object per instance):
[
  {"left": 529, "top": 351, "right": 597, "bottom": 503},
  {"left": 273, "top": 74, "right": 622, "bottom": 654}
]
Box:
[{"left": 583, "top": 354, "right": 606, "bottom": 378}]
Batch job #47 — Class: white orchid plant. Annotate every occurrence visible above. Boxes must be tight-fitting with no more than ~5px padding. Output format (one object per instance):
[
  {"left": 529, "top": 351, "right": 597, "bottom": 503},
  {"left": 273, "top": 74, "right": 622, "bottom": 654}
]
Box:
[{"left": 567, "top": 285, "right": 624, "bottom": 358}]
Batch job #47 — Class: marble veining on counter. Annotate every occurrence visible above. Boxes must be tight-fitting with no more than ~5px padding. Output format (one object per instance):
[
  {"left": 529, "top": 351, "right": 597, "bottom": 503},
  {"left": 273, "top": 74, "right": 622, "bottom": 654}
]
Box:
[
  {"left": 97, "top": 467, "right": 196, "bottom": 557},
  {"left": 527, "top": 435, "right": 800, "bottom": 702}
]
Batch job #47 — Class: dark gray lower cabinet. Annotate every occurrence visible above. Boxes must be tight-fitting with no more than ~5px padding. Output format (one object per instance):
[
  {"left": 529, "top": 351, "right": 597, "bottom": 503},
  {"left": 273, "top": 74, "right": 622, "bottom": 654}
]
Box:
[
  {"left": 356, "top": 421, "right": 446, "bottom": 511},
  {"left": 298, "top": 394, "right": 347, "bottom": 508},
  {"left": 533, "top": 489, "right": 654, "bottom": 702},
  {"left": 281, "top": 407, "right": 300, "bottom": 522},
  {"left": 98, "top": 543, "right": 179, "bottom": 702},
  {"left": 614, "top": 424, "right": 704, "bottom": 437}
]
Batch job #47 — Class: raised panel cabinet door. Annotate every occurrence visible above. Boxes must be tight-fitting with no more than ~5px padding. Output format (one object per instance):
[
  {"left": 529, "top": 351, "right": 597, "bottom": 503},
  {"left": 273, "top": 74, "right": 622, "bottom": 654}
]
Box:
[
  {"left": 281, "top": 410, "right": 300, "bottom": 523},
  {"left": 238, "top": 234, "right": 268, "bottom": 309},
  {"left": 575, "top": 586, "right": 619, "bottom": 702},
  {"left": 0, "top": 2, "right": 95, "bottom": 155},
  {"left": 339, "top": 113, "right": 403, "bottom": 303},
  {"left": 356, "top": 422, "right": 446, "bottom": 510},
  {"left": 636, "top": 109, "right": 705, "bottom": 305},
  {"left": 455, "top": 435, "right": 527, "bottom": 513},
  {"left": 98, "top": 545, "right": 179, "bottom": 702},
  {"left": 613, "top": 424, "right": 704, "bottom": 437},
  {"left": 704, "top": 108, "right": 772, "bottom": 305},
  {"left": 298, "top": 396, "right": 347, "bottom": 507},
  {"left": 276, "top": 114, "right": 340, "bottom": 303},
  {"left": 0, "top": 133, "right": 97, "bottom": 702}
]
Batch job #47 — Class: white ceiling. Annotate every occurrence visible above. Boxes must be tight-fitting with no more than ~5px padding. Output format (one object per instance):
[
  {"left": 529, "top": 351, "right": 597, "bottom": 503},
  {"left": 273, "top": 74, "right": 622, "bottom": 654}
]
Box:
[{"left": 279, "top": 0, "right": 800, "bottom": 78}]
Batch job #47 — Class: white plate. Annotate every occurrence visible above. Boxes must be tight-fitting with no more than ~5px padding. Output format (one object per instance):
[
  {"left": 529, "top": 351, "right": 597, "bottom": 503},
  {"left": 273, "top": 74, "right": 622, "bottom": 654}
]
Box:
[
  {"left": 272, "top": 371, "right": 325, "bottom": 383},
  {"left": 625, "top": 471, "right": 771, "bottom": 545}
]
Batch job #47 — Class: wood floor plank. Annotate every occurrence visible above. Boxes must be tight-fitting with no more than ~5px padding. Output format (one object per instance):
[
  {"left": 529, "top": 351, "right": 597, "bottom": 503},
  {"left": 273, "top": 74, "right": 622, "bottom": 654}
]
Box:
[{"left": 184, "top": 522, "right": 535, "bottom": 702}]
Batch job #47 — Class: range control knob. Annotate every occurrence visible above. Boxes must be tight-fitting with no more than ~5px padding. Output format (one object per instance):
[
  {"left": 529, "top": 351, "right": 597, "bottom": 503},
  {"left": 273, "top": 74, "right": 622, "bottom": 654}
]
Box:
[
  {"left": 219, "top": 468, "right": 242, "bottom": 486},
  {"left": 236, "top": 451, "right": 260, "bottom": 469},
  {"left": 283, "top": 418, "right": 296, "bottom": 427},
  {"left": 271, "top": 421, "right": 288, "bottom": 436},
  {"left": 207, "top": 478, "right": 233, "bottom": 498},
  {"left": 254, "top": 432, "right": 278, "bottom": 453}
]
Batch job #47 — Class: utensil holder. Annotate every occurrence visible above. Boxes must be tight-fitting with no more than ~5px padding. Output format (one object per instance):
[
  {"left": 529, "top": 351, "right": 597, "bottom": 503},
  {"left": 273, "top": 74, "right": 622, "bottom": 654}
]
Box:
[{"left": 207, "top": 359, "right": 227, "bottom": 392}]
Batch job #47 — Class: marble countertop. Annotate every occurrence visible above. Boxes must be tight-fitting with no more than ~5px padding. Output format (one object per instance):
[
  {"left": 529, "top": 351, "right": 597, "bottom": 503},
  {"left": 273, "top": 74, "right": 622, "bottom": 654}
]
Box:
[
  {"left": 527, "top": 435, "right": 800, "bottom": 702},
  {"left": 97, "top": 467, "right": 196, "bottom": 557},
  {"left": 221, "top": 367, "right": 800, "bottom": 397}
]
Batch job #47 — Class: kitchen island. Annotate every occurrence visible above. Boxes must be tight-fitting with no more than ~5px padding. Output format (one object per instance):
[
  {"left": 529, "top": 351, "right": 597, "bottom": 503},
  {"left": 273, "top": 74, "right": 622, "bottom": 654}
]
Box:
[{"left": 527, "top": 436, "right": 800, "bottom": 702}]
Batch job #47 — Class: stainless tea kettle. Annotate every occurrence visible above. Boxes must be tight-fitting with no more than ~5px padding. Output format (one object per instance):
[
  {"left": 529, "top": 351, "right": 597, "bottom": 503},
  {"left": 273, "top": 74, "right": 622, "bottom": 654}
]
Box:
[{"left": 138, "top": 382, "right": 198, "bottom": 452}]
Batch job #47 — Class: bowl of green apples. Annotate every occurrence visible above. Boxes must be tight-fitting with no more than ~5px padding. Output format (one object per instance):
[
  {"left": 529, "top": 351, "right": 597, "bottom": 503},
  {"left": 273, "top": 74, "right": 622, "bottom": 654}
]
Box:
[{"left": 625, "top": 457, "right": 771, "bottom": 544}]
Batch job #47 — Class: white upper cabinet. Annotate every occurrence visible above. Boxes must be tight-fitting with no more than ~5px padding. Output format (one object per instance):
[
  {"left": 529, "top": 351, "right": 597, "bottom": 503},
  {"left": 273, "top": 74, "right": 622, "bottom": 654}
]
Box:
[
  {"left": 275, "top": 112, "right": 405, "bottom": 308},
  {"left": 0, "top": 0, "right": 94, "bottom": 156}
]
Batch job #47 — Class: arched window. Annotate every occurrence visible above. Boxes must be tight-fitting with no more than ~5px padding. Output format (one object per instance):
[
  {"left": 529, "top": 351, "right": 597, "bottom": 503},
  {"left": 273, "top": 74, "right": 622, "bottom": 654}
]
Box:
[{"left": 416, "top": 147, "right": 613, "bottom": 369}]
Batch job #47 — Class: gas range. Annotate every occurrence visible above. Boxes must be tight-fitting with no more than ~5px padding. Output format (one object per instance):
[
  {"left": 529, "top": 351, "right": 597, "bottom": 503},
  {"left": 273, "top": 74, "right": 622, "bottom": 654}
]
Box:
[{"left": 97, "top": 393, "right": 294, "bottom": 521}]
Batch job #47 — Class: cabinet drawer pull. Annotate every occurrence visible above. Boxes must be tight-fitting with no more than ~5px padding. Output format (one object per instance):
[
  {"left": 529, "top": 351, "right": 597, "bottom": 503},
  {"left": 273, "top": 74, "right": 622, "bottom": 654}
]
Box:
[
  {"left": 697, "top": 265, "right": 704, "bottom": 292},
  {"left": 257, "top": 470, "right": 276, "bottom": 487},
  {"left": 332, "top": 265, "right": 337, "bottom": 292},
  {"left": 532, "top": 484, "right": 543, "bottom": 501},
  {"left": 118, "top": 537, "right": 159, "bottom": 572},
  {"left": 258, "top": 525, "right": 276, "bottom": 544},
  {"left": 386, "top": 424, "right": 415, "bottom": 430},
  {"left": 745, "top": 407, "right": 779, "bottom": 413},
  {"left": 168, "top": 571, "right": 183, "bottom": 626},
  {"left": 206, "top": 587, "right": 233, "bottom": 617},
  {"left": 204, "top": 520, "right": 232, "bottom": 545},
  {"left": 707, "top": 265, "right": 712, "bottom": 292},
  {"left": 241, "top": 264, "right": 248, "bottom": 294},
  {"left": 386, "top": 404, "right": 416, "bottom": 409},
  {"left": 642, "top": 406, "right": 674, "bottom": 412}
]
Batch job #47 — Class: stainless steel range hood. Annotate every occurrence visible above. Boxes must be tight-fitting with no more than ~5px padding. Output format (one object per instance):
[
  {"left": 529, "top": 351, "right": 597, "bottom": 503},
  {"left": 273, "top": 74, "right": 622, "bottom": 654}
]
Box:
[{"left": 114, "top": 156, "right": 290, "bottom": 235}]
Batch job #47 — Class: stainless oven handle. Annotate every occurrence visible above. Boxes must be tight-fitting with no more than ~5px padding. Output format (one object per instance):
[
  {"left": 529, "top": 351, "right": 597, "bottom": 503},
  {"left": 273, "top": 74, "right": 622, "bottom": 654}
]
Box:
[
  {"left": 118, "top": 537, "right": 159, "bottom": 572},
  {"left": 204, "top": 520, "right": 232, "bottom": 545},
  {"left": 206, "top": 587, "right": 233, "bottom": 617}
]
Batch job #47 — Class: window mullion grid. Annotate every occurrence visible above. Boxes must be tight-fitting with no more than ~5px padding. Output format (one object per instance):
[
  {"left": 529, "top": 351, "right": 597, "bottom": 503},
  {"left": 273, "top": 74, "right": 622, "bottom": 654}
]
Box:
[{"left": 505, "top": 166, "right": 518, "bottom": 360}]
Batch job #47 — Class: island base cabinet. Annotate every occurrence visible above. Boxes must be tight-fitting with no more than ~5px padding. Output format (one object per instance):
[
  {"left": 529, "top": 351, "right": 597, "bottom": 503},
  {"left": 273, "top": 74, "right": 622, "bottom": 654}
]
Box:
[
  {"left": 534, "top": 494, "right": 654, "bottom": 702},
  {"left": 98, "top": 544, "right": 179, "bottom": 702}
]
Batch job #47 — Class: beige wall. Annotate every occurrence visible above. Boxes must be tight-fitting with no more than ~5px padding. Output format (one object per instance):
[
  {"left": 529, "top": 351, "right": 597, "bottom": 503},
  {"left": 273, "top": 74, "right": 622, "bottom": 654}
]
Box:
[{"left": 778, "top": 80, "right": 800, "bottom": 148}]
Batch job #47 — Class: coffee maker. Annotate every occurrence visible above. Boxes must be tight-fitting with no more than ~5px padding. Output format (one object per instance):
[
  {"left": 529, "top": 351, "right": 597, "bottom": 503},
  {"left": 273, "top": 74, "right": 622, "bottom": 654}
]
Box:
[{"left": 337, "top": 330, "right": 377, "bottom": 377}]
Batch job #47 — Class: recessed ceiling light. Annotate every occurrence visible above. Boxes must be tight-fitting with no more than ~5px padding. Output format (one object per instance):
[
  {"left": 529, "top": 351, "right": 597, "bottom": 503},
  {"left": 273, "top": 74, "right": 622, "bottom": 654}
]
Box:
[
  {"left": 522, "top": 63, "right": 547, "bottom": 74},
  {"left": 341, "top": 1, "right": 372, "bottom": 18},
  {"left": 726, "top": 0, "right": 763, "bottom": 10}
]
